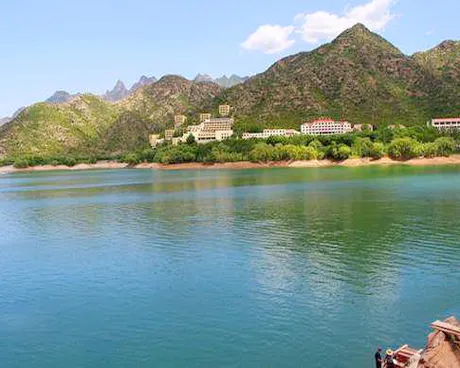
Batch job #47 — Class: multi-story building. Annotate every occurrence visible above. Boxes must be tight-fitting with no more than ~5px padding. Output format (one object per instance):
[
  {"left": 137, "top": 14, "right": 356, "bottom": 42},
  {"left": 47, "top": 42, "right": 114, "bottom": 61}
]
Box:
[
  {"left": 202, "top": 117, "right": 234, "bottom": 132},
  {"left": 199, "top": 113, "right": 212, "bottom": 122},
  {"left": 164, "top": 129, "right": 175, "bottom": 141},
  {"left": 174, "top": 115, "right": 187, "bottom": 128},
  {"left": 301, "top": 119, "right": 353, "bottom": 135},
  {"left": 170, "top": 118, "right": 234, "bottom": 145},
  {"left": 242, "top": 129, "right": 300, "bottom": 140},
  {"left": 430, "top": 118, "right": 460, "bottom": 130},
  {"left": 218, "top": 104, "right": 231, "bottom": 117}
]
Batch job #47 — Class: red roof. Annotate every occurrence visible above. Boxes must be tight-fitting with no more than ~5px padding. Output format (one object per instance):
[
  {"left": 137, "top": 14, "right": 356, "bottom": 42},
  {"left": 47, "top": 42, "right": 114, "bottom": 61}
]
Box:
[
  {"left": 303, "top": 119, "right": 349, "bottom": 126},
  {"left": 432, "top": 118, "right": 460, "bottom": 123}
]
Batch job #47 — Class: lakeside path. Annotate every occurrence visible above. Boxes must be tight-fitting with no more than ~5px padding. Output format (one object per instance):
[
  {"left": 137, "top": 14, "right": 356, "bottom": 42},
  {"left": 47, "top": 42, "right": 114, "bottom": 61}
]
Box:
[{"left": 2, "top": 155, "right": 460, "bottom": 174}]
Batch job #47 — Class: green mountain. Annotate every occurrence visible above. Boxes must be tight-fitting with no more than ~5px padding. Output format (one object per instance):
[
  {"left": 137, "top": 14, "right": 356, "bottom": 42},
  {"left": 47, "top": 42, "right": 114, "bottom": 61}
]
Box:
[
  {"left": 0, "top": 24, "right": 459, "bottom": 159},
  {"left": 0, "top": 76, "right": 221, "bottom": 158},
  {"left": 222, "top": 24, "right": 460, "bottom": 129}
]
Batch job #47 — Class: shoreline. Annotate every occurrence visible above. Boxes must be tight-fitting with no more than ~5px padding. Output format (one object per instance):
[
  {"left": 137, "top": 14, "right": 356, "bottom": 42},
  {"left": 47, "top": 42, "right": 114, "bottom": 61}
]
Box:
[{"left": 2, "top": 155, "right": 460, "bottom": 174}]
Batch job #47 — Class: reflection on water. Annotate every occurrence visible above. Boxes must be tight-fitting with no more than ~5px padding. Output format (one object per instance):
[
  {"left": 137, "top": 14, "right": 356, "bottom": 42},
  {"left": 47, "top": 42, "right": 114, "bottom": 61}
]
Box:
[{"left": 0, "top": 166, "right": 460, "bottom": 367}]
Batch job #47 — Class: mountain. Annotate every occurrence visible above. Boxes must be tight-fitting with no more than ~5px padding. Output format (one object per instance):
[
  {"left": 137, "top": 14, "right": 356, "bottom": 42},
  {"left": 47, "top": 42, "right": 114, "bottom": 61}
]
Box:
[
  {"left": 46, "top": 90, "right": 77, "bottom": 104},
  {"left": 1, "top": 24, "right": 459, "bottom": 159},
  {"left": 215, "top": 75, "right": 249, "bottom": 88},
  {"left": 0, "top": 95, "right": 120, "bottom": 157},
  {"left": 222, "top": 23, "right": 460, "bottom": 127},
  {"left": 194, "top": 74, "right": 215, "bottom": 83},
  {"left": 129, "top": 75, "right": 157, "bottom": 94},
  {"left": 116, "top": 75, "right": 222, "bottom": 131},
  {"left": 194, "top": 73, "right": 249, "bottom": 88},
  {"left": 0, "top": 76, "right": 222, "bottom": 157},
  {"left": 0, "top": 117, "right": 11, "bottom": 126},
  {"left": 0, "top": 107, "right": 26, "bottom": 127},
  {"left": 103, "top": 80, "right": 129, "bottom": 102},
  {"left": 413, "top": 40, "right": 460, "bottom": 116}
]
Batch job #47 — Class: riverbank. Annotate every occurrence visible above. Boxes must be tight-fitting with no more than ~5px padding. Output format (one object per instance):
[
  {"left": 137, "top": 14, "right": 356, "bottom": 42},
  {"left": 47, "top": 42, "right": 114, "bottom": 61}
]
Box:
[{"left": 2, "top": 155, "right": 460, "bottom": 174}]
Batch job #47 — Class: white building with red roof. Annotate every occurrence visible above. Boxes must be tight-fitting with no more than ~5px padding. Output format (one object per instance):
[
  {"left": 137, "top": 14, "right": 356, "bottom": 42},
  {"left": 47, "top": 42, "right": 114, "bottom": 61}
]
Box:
[
  {"left": 430, "top": 118, "right": 460, "bottom": 130},
  {"left": 301, "top": 119, "right": 353, "bottom": 136}
]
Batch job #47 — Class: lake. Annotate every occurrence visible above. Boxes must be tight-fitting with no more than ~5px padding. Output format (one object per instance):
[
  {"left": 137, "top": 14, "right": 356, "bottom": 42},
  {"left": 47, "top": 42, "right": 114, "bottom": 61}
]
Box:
[{"left": 1, "top": 166, "right": 459, "bottom": 367}]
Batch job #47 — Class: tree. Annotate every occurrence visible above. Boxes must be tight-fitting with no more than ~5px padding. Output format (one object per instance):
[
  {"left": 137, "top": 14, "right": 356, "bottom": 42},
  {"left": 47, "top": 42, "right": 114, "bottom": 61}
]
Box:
[{"left": 186, "top": 134, "right": 196, "bottom": 145}]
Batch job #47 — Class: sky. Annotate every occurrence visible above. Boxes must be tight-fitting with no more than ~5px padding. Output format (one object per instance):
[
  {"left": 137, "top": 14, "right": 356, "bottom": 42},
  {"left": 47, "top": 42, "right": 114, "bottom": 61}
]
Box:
[{"left": 0, "top": 0, "right": 459, "bottom": 117}]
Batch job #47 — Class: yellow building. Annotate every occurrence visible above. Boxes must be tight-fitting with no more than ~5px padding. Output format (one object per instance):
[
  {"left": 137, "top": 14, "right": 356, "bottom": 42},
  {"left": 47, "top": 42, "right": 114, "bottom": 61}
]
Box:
[
  {"left": 149, "top": 134, "right": 160, "bottom": 147},
  {"left": 202, "top": 117, "right": 234, "bottom": 132},
  {"left": 164, "top": 129, "right": 175, "bottom": 141},
  {"left": 218, "top": 104, "right": 231, "bottom": 117},
  {"left": 174, "top": 115, "right": 187, "bottom": 127},
  {"left": 199, "top": 113, "right": 212, "bottom": 122}
]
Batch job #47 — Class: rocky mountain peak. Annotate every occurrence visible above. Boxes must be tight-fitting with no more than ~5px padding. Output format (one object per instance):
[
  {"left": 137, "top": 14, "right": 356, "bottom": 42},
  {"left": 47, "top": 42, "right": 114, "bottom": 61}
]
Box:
[
  {"left": 129, "top": 75, "right": 157, "bottom": 94},
  {"left": 104, "top": 80, "right": 129, "bottom": 102},
  {"left": 46, "top": 90, "right": 75, "bottom": 104}
]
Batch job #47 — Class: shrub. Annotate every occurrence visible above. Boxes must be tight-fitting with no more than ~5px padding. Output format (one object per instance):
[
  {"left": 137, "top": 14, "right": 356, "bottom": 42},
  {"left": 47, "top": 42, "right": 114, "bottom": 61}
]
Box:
[
  {"left": 122, "top": 153, "right": 141, "bottom": 165},
  {"left": 369, "top": 142, "right": 385, "bottom": 159},
  {"left": 434, "top": 137, "right": 455, "bottom": 157},
  {"left": 154, "top": 144, "right": 197, "bottom": 164},
  {"left": 13, "top": 158, "right": 29, "bottom": 169},
  {"left": 352, "top": 137, "right": 374, "bottom": 157},
  {"left": 422, "top": 142, "right": 437, "bottom": 158},
  {"left": 329, "top": 144, "right": 352, "bottom": 161},
  {"left": 249, "top": 143, "right": 274, "bottom": 162},
  {"left": 388, "top": 138, "right": 421, "bottom": 160}
]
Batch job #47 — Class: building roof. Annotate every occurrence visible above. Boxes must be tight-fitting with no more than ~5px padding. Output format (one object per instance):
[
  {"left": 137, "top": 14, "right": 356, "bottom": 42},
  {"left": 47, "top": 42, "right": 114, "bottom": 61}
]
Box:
[
  {"left": 432, "top": 118, "right": 460, "bottom": 122},
  {"left": 302, "top": 119, "right": 349, "bottom": 126}
]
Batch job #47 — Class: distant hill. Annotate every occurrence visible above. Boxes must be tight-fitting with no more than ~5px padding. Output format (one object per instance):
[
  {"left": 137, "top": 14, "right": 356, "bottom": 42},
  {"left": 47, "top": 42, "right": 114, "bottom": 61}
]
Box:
[
  {"left": 103, "top": 80, "right": 129, "bottom": 102},
  {"left": 46, "top": 91, "right": 78, "bottom": 104},
  {"left": 194, "top": 74, "right": 249, "bottom": 88},
  {"left": 0, "top": 117, "right": 11, "bottom": 126},
  {"left": 129, "top": 75, "right": 157, "bottom": 94}
]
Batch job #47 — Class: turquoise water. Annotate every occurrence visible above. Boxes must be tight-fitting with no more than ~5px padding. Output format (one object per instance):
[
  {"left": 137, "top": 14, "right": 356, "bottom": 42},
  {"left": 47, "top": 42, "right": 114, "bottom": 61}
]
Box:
[{"left": 1, "top": 166, "right": 459, "bottom": 367}]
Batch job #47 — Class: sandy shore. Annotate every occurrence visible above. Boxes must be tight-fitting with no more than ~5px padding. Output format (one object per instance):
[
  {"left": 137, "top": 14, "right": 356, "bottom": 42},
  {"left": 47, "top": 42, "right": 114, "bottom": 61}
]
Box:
[{"left": 2, "top": 156, "right": 460, "bottom": 174}]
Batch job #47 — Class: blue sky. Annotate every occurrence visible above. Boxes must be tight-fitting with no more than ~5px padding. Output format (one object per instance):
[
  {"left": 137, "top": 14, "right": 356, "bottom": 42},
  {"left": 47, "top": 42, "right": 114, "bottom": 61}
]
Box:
[{"left": 0, "top": 0, "right": 459, "bottom": 117}]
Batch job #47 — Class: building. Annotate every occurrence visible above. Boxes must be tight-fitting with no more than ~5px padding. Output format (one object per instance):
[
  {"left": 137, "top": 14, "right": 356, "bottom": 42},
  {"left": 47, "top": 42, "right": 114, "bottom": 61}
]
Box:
[
  {"left": 170, "top": 118, "right": 234, "bottom": 145},
  {"left": 301, "top": 119, "right": 353, "bottom": 135},
  {"left": 218, "top": 104, "right": 231, "bottom": 117},
  {"left": 174, "top": 115, "right": 187, "bottom": 128},
  {"left": 202, "top": 117, "right": 234, "bottom": 132},
  {"left": 149, "top": 134, "right": 160, "bottom": 147},
  {"left": 242, "top": 129, "right": 300, "bottom": 140},
  {"left": 352, "top": 124, "right": 374, "bottom": 132},
  {"left": 164, "top": 129, "right": 175, "bottom": 141},
  {"left": 387, "top": 124, "right": 406, "bottom": 130},
  {"left": 430, "top": 118, "right": 460, "bottom": 130},
  {"left": 199, "top": 113, "right": 212, "bottom": 122}
]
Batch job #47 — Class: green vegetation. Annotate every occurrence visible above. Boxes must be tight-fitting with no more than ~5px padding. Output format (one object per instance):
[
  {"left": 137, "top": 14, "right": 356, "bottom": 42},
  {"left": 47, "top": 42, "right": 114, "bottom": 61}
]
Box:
[{"left": 117, "top": 126, "right": 458, "bottom": 165}]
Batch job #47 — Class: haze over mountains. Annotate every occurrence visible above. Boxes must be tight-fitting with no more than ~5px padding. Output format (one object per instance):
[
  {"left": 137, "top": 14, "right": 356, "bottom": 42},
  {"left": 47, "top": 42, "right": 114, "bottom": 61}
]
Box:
[{"left": 1, "top": 24, "right": 459, "bottom": 159}]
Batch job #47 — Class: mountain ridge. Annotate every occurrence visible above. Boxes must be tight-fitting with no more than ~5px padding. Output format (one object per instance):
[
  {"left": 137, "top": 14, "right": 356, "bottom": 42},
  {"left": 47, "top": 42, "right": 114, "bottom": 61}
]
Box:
[{"left": 1, "top": 24, "right": 459, "bottom": 158}]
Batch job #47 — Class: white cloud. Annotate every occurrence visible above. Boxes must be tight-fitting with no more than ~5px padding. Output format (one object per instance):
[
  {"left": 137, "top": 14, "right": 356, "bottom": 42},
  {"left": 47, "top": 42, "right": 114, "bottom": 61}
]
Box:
[
  {"left": 241, "top": 24, "right": 295, "bottom": 54},
  {"left": 295, "top": 0, "right": 396, "bottom": 43}
]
